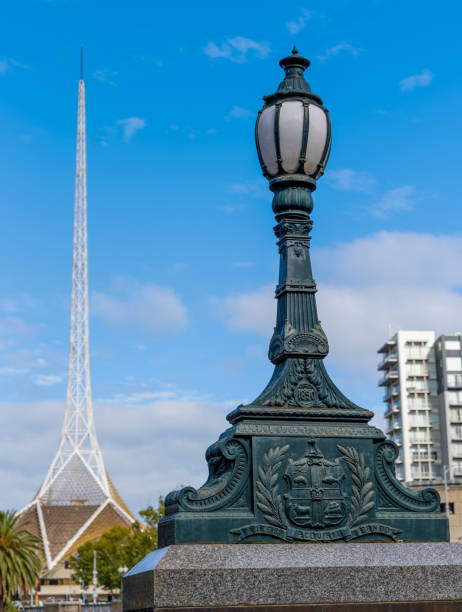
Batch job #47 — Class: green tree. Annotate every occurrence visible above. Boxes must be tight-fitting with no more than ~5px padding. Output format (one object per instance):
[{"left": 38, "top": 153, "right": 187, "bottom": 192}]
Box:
[
  {"left": 70, "top": 498, "right": 164, "bottom": 593},
  {"left": 0, "top": 510, "right": 41, "bottom": 612}
]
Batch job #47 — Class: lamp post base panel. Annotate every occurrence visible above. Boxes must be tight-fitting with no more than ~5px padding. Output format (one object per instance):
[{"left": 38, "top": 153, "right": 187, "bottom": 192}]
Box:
[{"left": 159, "top": 422, "right": 448, "bottom": 547}]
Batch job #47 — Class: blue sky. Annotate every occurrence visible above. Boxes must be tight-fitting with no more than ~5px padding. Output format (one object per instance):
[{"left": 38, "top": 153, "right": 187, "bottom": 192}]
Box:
[{"left": 1, "top": 0, "right": 462, "bottom": 514}]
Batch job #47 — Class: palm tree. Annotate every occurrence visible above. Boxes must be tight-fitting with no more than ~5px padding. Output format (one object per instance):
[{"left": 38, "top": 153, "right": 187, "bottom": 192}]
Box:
[{"left": 0, "top": 511, "right": 41, "bottom": 612}]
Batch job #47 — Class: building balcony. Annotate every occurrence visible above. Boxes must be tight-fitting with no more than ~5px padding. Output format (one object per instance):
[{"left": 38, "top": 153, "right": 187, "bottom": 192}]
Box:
[
  {"left": 378, "top": 370, "right": 399, "bottom": 387},
  {"left": 378, "top": 338, "right": 397, "bottom": 354},
  {"left": 377, "top": 353, "right": 399, "bottom": 371},
  {"left": 385, "top": 405, "right": 401, "bottom": 419}
]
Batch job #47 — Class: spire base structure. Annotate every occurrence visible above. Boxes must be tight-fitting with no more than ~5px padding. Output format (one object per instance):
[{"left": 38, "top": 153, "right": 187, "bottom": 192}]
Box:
[
  {"left": 158, "top": 50, "right": 448, "bottom": 547},
  {"left": 18, "top": 56, "right": 134, "bottom": 581}
]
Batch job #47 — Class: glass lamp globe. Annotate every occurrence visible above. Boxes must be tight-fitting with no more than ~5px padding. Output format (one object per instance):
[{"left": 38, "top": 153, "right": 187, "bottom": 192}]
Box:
[{"left": 255, "top": 48, "right": 331, "bottom": 189}]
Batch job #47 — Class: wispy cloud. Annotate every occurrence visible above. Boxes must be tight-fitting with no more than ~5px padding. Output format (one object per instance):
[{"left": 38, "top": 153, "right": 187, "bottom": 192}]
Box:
[
  {"left": 93, "top": 69, "right": 118, "bottom": 86},
  {"left": 225, "top": 105, "right": 252, "bottom": 120},
  {"left": 117, "top": 117, "right": 146, "bottom": 143},
  {"left": 318, "top": 42, "right": 363, "bottom": 61},
  {"left": 286, "top": 8, "right": 311, "bottom": 34},
  {"left": 166, "top": 123, "right": 198, "bottom": 140},
  {"left": 204, "top": 37, "right": 270, "bottom": 63},
  {"left": 369, "top": 185, "right": 415, "bottom": 217},
  {"left": 228, "top": 179, "right": 266, "bottom": 198},
  {"left": 33, "top": 374, "right": 62, "bottom": 387},
  {"left": 217, "top": 204, "right": 245, "bottom": 214},
  {"left": 135, "top": 55, "right": 164, "bottom": 68},
  {"left": 232, "top": 261, "right": 255, "bottom": 268},
  {"left": 0, "top": 58, "right": 32, "bottom": 76},
  {"left": 326, "top": 169, "right": 376, "bottom": 194},
  {"left": 399, "top": 69, "right": 433, "bottom": 92}
]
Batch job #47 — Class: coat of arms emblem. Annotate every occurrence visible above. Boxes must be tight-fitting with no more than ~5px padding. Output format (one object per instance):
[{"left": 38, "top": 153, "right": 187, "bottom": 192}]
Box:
[{"left": 283, "top": 439, "right": 346, "bottom": 528}]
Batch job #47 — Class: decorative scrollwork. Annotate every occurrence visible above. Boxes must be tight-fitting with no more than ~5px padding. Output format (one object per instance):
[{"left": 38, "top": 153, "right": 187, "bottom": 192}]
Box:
[
  {"left": 337, "top": 445, "right": 374, "bottom": 526},
  {"left": 252, "top": 358, "right": 362, "bottom": 413},
  {"left": 255, "top": 444, "right": 290, "bottom": 528},
  {"left": 375, "top": 440, "right": 440, "bottom": 512},
  {"left": 164, "top": 437, "right": 250, "bottom": 515}
]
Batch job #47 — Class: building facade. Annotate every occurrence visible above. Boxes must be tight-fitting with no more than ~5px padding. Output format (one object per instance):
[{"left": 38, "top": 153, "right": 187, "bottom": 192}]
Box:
[
  {"left": 378, "top": 330, "right": 462, "bottom": 487},
  {"left": 434, "top": 334, "right": 462, "bottom": 481}
]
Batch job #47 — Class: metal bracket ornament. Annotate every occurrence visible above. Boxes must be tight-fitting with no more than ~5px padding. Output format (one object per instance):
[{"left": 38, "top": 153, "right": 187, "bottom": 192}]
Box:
[
  {"left": 164, "top": 437, "right": 250, "bottom": 514},
  {"left": 375, "top": 441, "right": 440, "bottom": 512}
]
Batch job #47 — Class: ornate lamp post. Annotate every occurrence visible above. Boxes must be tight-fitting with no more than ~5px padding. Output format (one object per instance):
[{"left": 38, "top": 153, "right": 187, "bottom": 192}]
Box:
[{"left": 158, "top": 49, "right": 447, "bottom": 546}]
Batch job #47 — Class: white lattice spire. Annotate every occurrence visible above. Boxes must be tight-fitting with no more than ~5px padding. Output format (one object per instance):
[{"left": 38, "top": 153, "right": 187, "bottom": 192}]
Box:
[
  {"left": 37, "top": 77, "right": 108, "bottom": 503},
  {"left": 38, "top": 52, "right": 109, "bottom": 506},
  {"left": 18, "top": 51, "right": 134, "bottom": 573}
]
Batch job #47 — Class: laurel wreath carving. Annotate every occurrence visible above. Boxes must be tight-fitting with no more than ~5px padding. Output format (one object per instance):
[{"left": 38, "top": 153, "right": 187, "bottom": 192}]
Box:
[
  {"left": 337, "top": 445, "right": 375, "bottom": 526},
  {"left": 256, "top": 444, "right": 290, "bottom": 528}
]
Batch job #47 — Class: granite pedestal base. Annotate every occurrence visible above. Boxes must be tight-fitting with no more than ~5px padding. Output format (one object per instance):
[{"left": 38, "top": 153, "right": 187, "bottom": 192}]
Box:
[{"left": 123, "top": 543, "right": 462, "bottom": 612}]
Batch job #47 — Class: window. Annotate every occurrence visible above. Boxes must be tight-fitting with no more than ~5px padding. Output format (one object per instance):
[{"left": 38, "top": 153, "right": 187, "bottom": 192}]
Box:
[
  {"left": 451, "top": 408, "right": 462, "bottom": 422},
  {"left": 446, "top": 357, "right": 462, "bottom": 371},
  {"left": 452, "top": 425, "right": 462, "bottom": 439},
  {"left": 447, "top": 374, "right": 462, "bottom": 388},
  {"left": 440, "top": 502, "right": 454, "bottom": 514},
  {"left": 409, "top": 414, "right": 430, "bottom": 427},
  {"left": 445, "top": 341, "right": 461, "bottom": 351},
  {"left": 449, "top": 391, "right": 462, "bottom": 404}
]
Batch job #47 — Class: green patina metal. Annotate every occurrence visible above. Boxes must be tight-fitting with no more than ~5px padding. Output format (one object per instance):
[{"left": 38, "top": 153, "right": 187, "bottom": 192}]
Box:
[{"left": 158, "top": 49, "right": 448, "bottom": 546}]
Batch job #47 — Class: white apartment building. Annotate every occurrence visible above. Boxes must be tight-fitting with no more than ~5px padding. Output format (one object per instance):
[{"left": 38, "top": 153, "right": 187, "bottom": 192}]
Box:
[
  {"left": 434, "top": 334, "right": 462, "bottom": 482},
  {"left": 378, "top": 331, "right": 441, "bottom": 483}
]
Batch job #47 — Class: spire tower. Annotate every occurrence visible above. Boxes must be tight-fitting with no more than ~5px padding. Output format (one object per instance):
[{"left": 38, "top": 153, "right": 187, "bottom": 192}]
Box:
[{"left": 18, "top": 54, "right": 134, "bottom": 578}]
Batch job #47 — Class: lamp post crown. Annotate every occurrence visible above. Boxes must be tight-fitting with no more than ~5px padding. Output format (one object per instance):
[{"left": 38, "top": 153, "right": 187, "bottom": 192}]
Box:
[{"left": 263, "top": 48, "right": 322, "bottom": 106}]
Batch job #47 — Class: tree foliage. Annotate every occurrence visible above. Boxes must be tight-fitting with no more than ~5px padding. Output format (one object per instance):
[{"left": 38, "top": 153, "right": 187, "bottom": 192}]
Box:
[
  {"left": 0, "top": 511, "right": 41, "bottom": 612},
  {"left": 69, "top": 498, "right": 164, "bottom": 593}
]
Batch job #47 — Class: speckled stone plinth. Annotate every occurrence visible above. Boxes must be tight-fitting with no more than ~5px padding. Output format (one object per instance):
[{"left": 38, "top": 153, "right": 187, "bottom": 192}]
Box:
[{"left": 123, "top": 542, "right": 462, "bottom": 611}]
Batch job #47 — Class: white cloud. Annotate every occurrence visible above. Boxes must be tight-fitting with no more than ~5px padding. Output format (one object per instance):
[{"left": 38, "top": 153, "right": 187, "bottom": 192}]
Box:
[
  {"left": 226, "top": 106, "right": 252, "bottom": 120},
  {"left": 286, "top": 8, "right": 311, "bottom": 34},
  {"left": 213, "top": 230, "right": 462, "bottom": 386},
  {"left": 0, "top": 389, "right": 238, "bottom": 512},
  {"left": 369, "top": 185, "right": 414, "bottom": 217},
  {"left": 0, "top": 367, "right": 29, "bottom": 376},
  {"left": 399, "top": 69, "right": 434, "bottom": 92},
  {"left": 33, "top": 374, "right": 62, "bottom": 387},
  {"left": 326, "top": 169, "right": 376, "bottom": 194},
  {"left": 93, "top": 69, "right": 118, "bottom": 86},
  {"left": 204, "top": 37, "right": 270, "bottom": 63},
  {"left": 318, "top": 42, "right": 363, "bottom": 61},
  {"left": 92, "top": 281, "right": 188, "bottom": 336},
  {"left": 117, "top": 117, "right": 146, "bottom": 142},
  {"left": 212, "top": 285, "right": 275, "bottom": 339}
]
